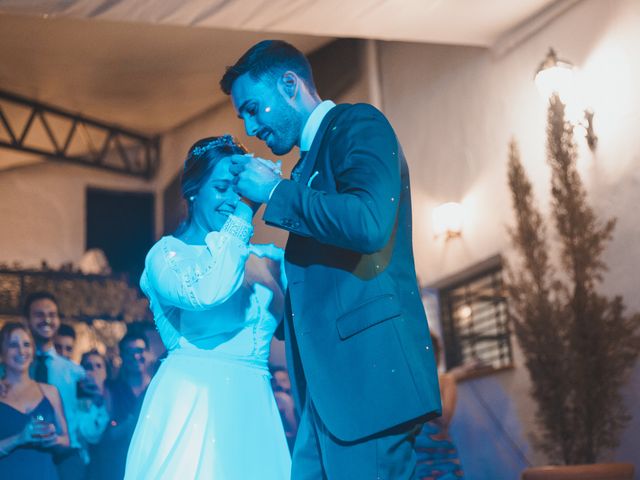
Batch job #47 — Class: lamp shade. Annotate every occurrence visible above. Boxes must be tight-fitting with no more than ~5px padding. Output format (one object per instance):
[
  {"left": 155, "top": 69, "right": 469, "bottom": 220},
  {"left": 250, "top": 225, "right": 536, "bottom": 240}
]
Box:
[{"left": 535, "top": 48, "right": 574, "bottom": 101}]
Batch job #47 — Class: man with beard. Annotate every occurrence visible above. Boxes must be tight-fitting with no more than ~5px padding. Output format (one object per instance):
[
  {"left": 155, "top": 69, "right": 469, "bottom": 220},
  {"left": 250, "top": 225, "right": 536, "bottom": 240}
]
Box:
[
  {"left": 222, "top": 40, "right": 441, "bottom": 479},
  {"left": 23, "top": 291, "right": 86, "bottom": 479}
]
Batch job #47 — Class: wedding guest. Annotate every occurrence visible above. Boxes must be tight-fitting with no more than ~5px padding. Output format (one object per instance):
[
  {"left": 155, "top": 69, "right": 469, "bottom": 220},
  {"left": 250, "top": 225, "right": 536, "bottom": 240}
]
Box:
[
  {"left": 270, "top": 365, "right": 298, "bottom": 452},
  {"left": 270, "top": 365, "right": 292, "bottom": 395},
  {"left": 88, "top": 332, "right": 151, "bottom": 480},
  {"left": 77, "top": 350, "right": 109, "bottom": 466},
  {"left": 124, "top": 321, "right": 166, "bottom": 376},
  {"left": 0, "top": 322, "right": 69, "bottom": 479},
  {"left": 54, "top": 324, "right": 76, "bottom": 362},
  {"left": 416, "top": 334, "right": 464, "bottom": 479},
  {"left": 24, "top": 291, "right": 87, "bottom": 479}
]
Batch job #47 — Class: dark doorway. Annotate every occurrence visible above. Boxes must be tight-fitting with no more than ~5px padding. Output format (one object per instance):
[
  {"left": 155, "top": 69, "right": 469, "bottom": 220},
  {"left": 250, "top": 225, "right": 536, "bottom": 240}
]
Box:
[
  {"left": 163, "top": 171, "right": 185, "bottom": 236},
  {"left": 86, "top": 188, "right": 155, "bottom": 283}
]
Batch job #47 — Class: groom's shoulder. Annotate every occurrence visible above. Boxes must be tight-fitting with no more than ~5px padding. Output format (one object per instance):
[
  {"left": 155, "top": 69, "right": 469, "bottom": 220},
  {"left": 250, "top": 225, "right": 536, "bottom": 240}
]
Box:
[
  {"left": 336, "top": 102, "right": 385, "bottom": 119},
  {"left": 334, "top": 103, "right": 390, "bottom": 126},
  {"left": 334, "top": 103, "right": 394, "bottom": 132}
]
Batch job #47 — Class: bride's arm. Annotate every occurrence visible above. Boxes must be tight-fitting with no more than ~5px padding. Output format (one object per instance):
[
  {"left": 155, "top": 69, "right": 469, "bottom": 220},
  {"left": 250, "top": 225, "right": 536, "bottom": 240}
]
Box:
[
  {"left": 145, "top": 213, "right": 254, "bottom": 311},
  {"left": 249, "top": 243, "right": 287, "bottom": 292}
]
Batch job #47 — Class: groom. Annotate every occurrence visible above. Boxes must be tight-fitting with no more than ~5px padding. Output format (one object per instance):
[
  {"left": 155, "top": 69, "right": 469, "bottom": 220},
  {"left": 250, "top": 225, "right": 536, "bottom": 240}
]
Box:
[{"left": 222, "top": 40, "right": 441, "bottom": 479}]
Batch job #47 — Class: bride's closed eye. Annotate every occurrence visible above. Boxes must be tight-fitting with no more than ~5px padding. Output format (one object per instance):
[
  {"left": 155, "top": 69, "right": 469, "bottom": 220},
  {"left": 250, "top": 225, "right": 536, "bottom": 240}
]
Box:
[{"left": 213, "top": 181, "right": 231, "bottom": 192}]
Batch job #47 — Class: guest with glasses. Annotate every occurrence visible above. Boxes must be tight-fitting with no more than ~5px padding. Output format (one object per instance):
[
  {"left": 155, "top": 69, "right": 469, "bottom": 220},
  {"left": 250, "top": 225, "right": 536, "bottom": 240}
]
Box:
[
  {"left": 54, "top": 324, "right": 77, "bottom": 362},
  {"left": 89, "top": 332, "right": 152, "bottom": 480}
]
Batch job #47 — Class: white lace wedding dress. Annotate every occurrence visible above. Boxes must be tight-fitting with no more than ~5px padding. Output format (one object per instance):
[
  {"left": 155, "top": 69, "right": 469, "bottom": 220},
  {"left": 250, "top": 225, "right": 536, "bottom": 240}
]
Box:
[{"left": 124, "top": 218, "right": 291, "bottom": 479}]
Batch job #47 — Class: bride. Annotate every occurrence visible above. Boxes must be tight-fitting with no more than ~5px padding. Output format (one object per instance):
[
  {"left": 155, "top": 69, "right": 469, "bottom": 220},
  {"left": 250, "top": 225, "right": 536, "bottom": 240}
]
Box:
[{"left": 124, "top": 135, "right": 291, "bottom": 479}]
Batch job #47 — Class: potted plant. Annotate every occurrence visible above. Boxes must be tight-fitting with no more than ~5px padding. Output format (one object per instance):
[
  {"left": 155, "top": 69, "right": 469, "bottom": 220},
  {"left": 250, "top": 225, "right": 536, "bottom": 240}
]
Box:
[{"left": 506, "top": 93, "right": 639, "bottom": 479}]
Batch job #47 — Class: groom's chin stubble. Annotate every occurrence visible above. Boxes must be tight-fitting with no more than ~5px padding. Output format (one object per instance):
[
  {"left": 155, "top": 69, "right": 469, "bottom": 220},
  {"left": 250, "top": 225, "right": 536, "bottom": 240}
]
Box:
[{"left": 270, "top": 144, "right": 292, "bottom": 156}]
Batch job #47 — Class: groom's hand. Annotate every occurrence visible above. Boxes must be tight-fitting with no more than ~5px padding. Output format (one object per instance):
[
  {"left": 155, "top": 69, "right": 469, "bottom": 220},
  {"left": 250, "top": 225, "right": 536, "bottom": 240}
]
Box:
[{"left": 230, "top": 154, "right": 282, "bottom": 204}]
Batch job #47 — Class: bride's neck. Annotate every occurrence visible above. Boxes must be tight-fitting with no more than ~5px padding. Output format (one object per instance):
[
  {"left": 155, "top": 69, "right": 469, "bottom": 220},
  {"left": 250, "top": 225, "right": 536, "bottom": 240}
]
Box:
[{"left": 179, "top": 219, "right": 208, "bottom": 245}]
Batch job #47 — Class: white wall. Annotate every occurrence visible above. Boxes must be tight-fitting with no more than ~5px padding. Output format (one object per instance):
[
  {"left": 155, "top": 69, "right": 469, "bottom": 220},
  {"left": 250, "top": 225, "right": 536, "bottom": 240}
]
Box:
[
  {"left": 378, "top": 0, "right": 640, "bottom": 476},
  {"left": 0, "top": 161, "right": 153, "bottom": 268},
  {"left": 380, "top": 0, "right": 640, "bottom": 311}
]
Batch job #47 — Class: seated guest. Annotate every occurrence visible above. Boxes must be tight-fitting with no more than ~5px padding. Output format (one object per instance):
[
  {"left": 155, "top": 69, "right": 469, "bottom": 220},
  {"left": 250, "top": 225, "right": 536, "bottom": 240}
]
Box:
[
  {"left": 0, "top": 322, "right": 70, "bottom": 479},
  {"left": 76, "top": 350, "right": 109, "bottom": 466},
  {"left": 54, "top": 324, "right": 76, "bottom": 362},
  {"left": 88, "top": 332, "right": 151, "bottom": 480},
  {"left": 416, "top": 334, "right": 464, "bottom": 479}
]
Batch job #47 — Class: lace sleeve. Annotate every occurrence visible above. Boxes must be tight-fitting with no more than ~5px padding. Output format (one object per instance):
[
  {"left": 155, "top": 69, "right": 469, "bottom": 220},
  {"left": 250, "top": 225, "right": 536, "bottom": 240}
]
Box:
[{"left": 145, "top": 218, "right": 254, "bottom": 311}]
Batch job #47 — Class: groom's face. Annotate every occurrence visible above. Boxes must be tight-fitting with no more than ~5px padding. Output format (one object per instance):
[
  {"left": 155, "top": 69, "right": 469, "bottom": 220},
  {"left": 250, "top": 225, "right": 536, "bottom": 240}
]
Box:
[{"left": 231, "top": 72, "right": 301, "bottom": 156}]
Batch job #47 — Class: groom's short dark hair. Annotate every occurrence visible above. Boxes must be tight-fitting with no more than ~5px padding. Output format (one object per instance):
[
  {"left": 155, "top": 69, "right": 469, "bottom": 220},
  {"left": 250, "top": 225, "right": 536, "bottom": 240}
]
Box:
[{"left": 220, "top": 40, "right": 316, "bottom": 94}]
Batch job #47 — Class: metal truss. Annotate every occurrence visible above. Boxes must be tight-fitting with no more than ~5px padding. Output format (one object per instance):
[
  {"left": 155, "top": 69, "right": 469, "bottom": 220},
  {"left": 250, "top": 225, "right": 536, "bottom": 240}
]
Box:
[{"left": 0, "top": 90, "right": 159, "bottom": 179}]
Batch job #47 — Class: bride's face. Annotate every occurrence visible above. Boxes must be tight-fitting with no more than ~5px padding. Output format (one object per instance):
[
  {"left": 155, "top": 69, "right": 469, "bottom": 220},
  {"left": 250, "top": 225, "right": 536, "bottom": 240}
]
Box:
[{"left": 192, "top": 156, "right": 239, "bottom": 232}]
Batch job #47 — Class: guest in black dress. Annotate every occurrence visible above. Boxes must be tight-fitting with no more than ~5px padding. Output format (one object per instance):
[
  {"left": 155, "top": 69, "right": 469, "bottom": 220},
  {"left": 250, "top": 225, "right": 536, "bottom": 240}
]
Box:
[{"left": 0, "top": 322, "right": 70, "bottom": 480}]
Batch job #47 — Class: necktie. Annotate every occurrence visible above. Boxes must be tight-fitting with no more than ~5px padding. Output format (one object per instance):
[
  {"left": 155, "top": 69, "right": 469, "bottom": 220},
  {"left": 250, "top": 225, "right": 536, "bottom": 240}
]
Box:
[
  {"left": 34, "top": 352, "right": 49, "bottom": 383},
  {"left": 291, "top": 151, "right": 308, "bottom": 183}
]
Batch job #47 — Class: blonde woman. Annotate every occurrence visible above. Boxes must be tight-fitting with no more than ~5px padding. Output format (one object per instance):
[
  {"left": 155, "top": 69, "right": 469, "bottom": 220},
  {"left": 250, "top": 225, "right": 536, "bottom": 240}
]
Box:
[{"left": 0, "top": 322, "right": 69, "bottom": 479}]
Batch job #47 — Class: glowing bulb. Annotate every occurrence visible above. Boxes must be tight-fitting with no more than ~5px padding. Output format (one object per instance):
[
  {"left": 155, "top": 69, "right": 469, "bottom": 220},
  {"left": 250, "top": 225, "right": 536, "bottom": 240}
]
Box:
[
  {"left": 432, "top": 202, "right": 463, "bottom": 239},
  {"left": 456, "top": 305, "right": 473, "bottom": 327},
  {"left": 535, "top": 48, "right": 575, "bottom": 103}
]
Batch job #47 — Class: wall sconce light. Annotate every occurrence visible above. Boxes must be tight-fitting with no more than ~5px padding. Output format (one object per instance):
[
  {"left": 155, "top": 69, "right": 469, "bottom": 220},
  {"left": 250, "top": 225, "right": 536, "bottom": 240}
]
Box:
[
  {"left": 535, "top": 48, "right": 598, "bottom": 151},
  {"left": 456, "top": 304, "right": 473, "bottom": 328},
  {"left": 433, "top": 202, "right": 463, "bottom": 240},
  {"left": 535, "top": 48, "right": 574, "bottom": 100}
]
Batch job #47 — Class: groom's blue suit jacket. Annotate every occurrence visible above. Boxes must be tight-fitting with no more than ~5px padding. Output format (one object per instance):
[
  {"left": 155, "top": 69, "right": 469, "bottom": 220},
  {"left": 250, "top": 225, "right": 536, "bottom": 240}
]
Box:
[{"left": 264, "top": 103, "right": 441, "bottom": 442}]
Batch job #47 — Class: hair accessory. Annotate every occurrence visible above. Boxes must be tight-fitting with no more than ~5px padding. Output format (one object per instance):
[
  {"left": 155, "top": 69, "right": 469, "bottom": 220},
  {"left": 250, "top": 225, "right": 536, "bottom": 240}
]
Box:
[
  {"left": 190, "top": 135, "right": 236, "bottom": 157},
  {"left": 189, "top": 196, "right": 195, "bottom": 202}
]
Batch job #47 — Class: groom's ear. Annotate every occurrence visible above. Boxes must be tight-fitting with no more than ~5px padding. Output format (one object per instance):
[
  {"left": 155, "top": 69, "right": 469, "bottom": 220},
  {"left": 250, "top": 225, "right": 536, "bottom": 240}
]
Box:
[{"left": 277, "top": 71, "right": 299, "bottom": 100}]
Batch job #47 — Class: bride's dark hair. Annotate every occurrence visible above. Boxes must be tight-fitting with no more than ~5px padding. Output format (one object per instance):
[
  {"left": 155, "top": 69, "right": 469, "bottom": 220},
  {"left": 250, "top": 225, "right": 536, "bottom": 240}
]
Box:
[{"left": 175, "top": 135, "right": 247, "bottom": 235}]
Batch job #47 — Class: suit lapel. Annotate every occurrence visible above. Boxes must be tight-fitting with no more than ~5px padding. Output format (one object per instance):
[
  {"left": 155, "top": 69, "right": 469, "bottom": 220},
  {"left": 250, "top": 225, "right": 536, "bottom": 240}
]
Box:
[{"left": 295, "top": 104, "right": 349, "bottom": 186}]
